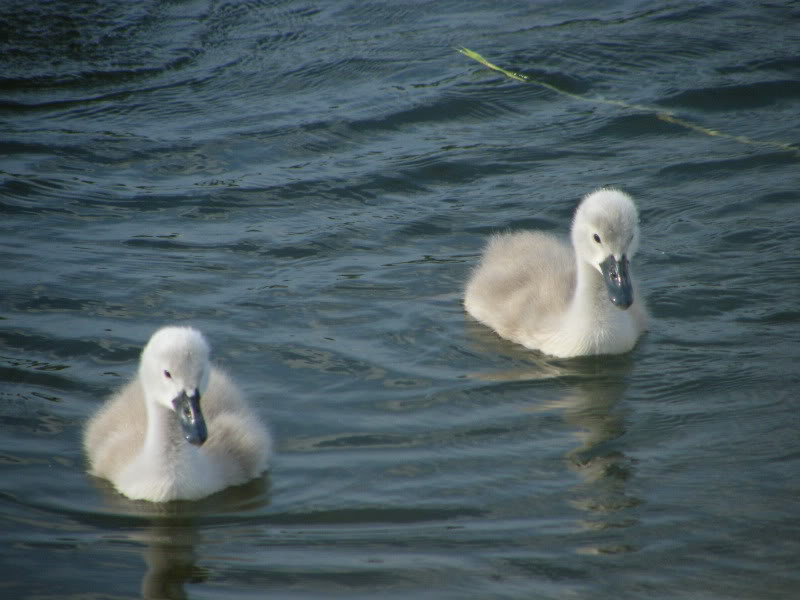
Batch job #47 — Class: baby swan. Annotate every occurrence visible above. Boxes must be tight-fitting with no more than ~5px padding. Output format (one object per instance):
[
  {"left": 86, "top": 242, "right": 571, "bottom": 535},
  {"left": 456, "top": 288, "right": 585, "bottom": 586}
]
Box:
[
  {"left": 464, "top": 188, "right": 647, "bottom": 358},
  {"left": 84, "top": 326, "right": 271, "bottom": 502}
]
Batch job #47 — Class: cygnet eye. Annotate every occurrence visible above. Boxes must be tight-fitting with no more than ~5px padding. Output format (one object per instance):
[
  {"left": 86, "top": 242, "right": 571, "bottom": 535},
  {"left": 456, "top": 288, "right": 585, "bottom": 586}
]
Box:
[
  {"left": 164, "top": 370, "right": 172, "bottom": 379},
  {"left": 593, "top": 233, "right": 602, "bottom": 244}
]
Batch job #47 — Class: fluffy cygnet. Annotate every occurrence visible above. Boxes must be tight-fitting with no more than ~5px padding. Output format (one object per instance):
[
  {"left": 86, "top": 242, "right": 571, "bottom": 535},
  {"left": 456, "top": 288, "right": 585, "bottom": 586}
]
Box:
[
  {"left": 464, "top": 188, "right": 648, "bottom": 358},
  {"left": 84, "top": 326, "right": 271, "bottom": 502}
]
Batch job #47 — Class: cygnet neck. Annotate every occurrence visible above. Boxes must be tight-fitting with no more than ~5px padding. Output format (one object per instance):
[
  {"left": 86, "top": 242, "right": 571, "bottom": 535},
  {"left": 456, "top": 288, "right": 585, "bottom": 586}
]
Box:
[
  {"left": 141, "top": 389, "right": 187, "bottom": 468},
  {"left": 568, "top": 255, "right": 612, "bottom": 325}
]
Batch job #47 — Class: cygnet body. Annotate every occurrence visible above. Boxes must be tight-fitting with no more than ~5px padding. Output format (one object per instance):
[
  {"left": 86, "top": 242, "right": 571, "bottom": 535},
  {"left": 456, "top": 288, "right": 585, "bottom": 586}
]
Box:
[
  {"left": 84, "top": 326, "right": 271, "bottom": 502},
  {"left": 464, "top": 189, "right": 647, "bottom": 358}
]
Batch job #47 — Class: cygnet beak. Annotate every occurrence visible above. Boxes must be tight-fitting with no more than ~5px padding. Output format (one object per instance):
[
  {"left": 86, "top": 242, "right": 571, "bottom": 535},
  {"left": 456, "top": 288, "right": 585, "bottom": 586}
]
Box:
[
  {"left": 172, "top": 389, "right": 208, "bottom": 446},
  {"left": 600, "top": 254, "right": 633, "bottom": 309}
]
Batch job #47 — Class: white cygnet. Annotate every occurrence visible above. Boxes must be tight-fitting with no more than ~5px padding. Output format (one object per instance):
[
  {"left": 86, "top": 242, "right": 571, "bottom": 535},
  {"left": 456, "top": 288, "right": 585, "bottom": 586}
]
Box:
[
  {"left": 84, "top": 326, "right": 271, "bottom": 502},
  {"left": 464, "top": 188, "right": 648, "bottom": 358}
]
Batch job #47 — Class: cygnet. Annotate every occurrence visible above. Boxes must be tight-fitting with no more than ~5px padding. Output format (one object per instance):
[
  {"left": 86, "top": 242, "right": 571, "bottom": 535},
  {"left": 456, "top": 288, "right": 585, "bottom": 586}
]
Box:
[
  {"left": 464, "top": 188, "right": 647, "bottom": 358},
  {"left": 84, "top": 326, "right": 271, "bottom": 501}
]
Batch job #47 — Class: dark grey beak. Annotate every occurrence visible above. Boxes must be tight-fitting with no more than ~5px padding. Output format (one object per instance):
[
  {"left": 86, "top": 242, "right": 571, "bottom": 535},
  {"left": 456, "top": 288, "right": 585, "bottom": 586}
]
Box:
[
  {"left": 600, "top": 254, "right": 633, "bottom": 309},
  {"left": 172, "top": 389, "right": 208, "bottom": 446}
]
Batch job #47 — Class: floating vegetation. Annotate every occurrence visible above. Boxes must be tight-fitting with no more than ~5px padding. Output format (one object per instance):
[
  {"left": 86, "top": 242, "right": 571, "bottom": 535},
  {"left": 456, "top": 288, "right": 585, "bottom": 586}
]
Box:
[{"left": 457, "top": 47, "right": 799, "bottom": 159}]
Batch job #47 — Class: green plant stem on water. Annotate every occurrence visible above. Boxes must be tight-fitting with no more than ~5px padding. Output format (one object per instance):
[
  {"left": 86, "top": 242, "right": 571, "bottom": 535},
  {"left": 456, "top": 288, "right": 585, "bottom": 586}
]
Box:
[{"left": 457, "top": 47, "right": 799, "bottom": 159}]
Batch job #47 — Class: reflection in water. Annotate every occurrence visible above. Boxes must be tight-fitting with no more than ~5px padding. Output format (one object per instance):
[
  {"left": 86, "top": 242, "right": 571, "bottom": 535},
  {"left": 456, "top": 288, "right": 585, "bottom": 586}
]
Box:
[
  {"left": 141, "top": 518, "right": 204, "bottom": 600},
  {"left": 87, "top": 476, "right": 270, "bottom": 599},
  {"left": 554, "top": 373, "right": 641, "bottom": 555},
  {"left": 467, "top": 321, "right": 640, "bottom": 552}
]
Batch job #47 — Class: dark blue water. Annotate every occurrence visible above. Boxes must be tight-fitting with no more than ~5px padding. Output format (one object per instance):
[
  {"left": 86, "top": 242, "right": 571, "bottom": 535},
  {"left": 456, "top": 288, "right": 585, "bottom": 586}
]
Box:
[{"left": 2, "top": 1, "right": 799, "bottom": 598}]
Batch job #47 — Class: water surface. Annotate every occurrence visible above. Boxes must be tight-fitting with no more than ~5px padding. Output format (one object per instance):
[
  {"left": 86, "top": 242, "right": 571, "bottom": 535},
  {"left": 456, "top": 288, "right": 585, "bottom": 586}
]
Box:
[{"left": 2, "top": 1, "right": 799, "bottom": 598}]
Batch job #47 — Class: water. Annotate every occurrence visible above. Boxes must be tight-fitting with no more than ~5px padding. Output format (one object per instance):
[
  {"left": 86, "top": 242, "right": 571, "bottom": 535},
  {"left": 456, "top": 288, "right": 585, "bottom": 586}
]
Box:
[{"left": 2, "top": 0, "right": 799, "bottom": 597}]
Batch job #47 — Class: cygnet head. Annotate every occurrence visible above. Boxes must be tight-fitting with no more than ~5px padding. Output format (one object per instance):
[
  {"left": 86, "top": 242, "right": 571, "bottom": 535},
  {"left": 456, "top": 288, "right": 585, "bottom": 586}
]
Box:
[
  {"left": 139, "top": 326, "right": 211, "bottom": 446},
  {"left": 571, "top": 188, "right": 640, "bottom": 309}
]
